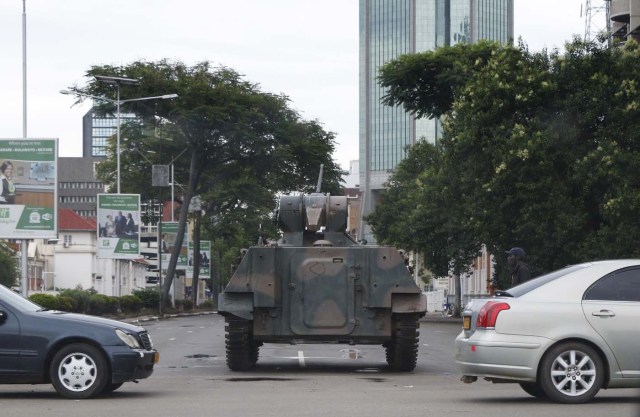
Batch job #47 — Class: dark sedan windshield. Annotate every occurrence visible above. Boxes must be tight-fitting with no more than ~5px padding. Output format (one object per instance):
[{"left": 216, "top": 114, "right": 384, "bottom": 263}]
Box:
[
  {"left": 497, "top": 263, "right": 592, "bottom": 298},
  {"left": 0, "top": 284, "right": 42, "bottom": 312}
]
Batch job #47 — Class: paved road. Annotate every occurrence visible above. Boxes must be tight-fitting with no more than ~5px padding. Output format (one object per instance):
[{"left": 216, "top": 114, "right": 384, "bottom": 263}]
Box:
[{"left": 0, "top": 313, "right": 637, "bottom": 417}]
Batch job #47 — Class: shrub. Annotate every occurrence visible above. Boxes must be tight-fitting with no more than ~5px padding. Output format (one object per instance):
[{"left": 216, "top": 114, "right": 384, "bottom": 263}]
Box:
[
  {"left": 201, "top": 299, "right": 214, "bottom": 309},
  {"left": 58, "top": 288, "right": 95, "bottom": 313},
  {"left": 118, "top": 295, "right": 142, "bottom": 313},
  {"left": 29, "top": 293, "right": 58, "bottom": 310},
  {"left": 182, "top": 299, "right": 193, "bottom": 311},
  {"left": 56, "top": 295, "right": 76, "bottom": 312},
  {"left": 132, "top": 288, "right": 160, "bottom": 309},
  {"left": 88, "top": 294, "right": 118, "bottom": 315}
]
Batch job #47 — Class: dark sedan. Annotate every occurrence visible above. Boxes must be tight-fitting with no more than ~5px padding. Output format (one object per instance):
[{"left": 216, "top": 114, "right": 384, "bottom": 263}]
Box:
[{"left": 0, "top": 284, "right": 158, "bottom": 399}]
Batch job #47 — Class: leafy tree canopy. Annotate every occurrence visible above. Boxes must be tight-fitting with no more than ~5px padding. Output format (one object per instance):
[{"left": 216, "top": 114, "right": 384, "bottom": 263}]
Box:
[
  {"left": 369, "top": 39, "right": 640, "bottom": 287},
  {"left": 0, "top": 246, "right": 17, "bottom": 288},
  {"left": 67, "top": 60, "right": 343, "bottom": 296}
]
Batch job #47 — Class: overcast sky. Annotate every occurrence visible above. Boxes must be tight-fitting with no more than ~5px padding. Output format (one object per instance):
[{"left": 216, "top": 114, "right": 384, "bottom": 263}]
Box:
[{"left": 0, "top": 1, "right": 592, "bottom": 170}]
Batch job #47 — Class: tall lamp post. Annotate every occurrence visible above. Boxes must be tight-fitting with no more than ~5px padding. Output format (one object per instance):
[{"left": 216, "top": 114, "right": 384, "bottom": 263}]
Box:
[
  {"left": 60, "top": 82, "right": 178, "bottom": 193},
  {"left": 61, "top": 83, "right": 177, "bottom": 298},
  {"left": 20, "top": 0, "right": 28, "bottom": 296}
]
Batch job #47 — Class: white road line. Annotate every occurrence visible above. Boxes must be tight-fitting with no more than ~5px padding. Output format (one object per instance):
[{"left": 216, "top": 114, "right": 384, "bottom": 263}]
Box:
[{"left": 298, "top": 350, "right": 306, "bottom": 367}]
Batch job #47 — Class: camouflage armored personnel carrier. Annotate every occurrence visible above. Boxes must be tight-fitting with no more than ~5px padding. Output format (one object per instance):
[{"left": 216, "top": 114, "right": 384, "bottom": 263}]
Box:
[{"left": 218, "top": 173, "right": 427, "bottom": 371}]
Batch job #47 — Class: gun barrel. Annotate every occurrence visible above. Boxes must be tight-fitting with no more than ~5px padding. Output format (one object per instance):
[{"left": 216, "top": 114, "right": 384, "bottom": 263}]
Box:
[{"left": 315, "top": 164, "right": 324, "bottom": 193}]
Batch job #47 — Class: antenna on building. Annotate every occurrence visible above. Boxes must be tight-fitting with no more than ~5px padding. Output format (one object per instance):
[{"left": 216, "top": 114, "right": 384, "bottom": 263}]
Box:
[{"left": 584, "top": 0, "right": 611, "bottom": 45}]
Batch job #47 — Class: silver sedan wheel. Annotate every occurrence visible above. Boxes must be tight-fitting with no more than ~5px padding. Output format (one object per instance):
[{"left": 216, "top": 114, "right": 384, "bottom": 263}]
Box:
[
  {"left": 549, "top": 349, "right": 597, "bottom": 396},
  {"left": 57, "top": 351, "right": 99, "bottom": 392},
  {"left": 540, "top": 342, "right": 604, "bottom": 404}
]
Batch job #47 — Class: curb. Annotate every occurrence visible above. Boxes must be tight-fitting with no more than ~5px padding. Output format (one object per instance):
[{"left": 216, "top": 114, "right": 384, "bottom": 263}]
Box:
[
  {"left": 123, "top": 310, "right": 218, "bottom": 325},
  {"left": 123, "top": 310, "right": 462, "bottom": 325}
]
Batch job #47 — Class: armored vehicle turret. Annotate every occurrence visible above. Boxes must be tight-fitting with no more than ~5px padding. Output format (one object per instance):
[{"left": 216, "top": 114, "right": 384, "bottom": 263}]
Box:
[{"left": 218, "top": 170, "right": 427, "bottom": 371}]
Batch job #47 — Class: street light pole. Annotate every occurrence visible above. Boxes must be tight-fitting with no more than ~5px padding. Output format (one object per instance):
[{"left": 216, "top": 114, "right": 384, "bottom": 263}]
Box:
[
  {"left": 116, "top": 87, "right": 121, "bottom": 193},
  {"left": 21, "top": 0, "right": 28, "bottom": 297},
  {"left": 61, "top": 83, "right": 177, "bottom": 298},
  {"left": 93, "top": 75, "right": 140, "bottom": 194},
  {"left": 60, "top": 85, "right": 178, "bottom": 194}
]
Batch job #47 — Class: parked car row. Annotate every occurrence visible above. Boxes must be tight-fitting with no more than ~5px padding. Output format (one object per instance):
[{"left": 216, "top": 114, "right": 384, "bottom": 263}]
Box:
[{"left": 455, "top": 260, "right": 640, "bottom": 403}]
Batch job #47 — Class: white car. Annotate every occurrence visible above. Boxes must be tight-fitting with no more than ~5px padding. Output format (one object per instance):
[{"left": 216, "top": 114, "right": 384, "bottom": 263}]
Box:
[{"left": 455, "top": 260, "right": 640, "bottom": 404}]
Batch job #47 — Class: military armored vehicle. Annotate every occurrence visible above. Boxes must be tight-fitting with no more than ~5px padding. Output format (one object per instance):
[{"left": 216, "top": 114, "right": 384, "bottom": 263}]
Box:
[{"left": 218, "top": 171, "right": 427, "bottom": 371}]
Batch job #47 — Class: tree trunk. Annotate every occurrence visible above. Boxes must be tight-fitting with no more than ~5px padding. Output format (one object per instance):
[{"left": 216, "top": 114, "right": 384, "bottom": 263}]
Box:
[
  {"left": 191, "top": 209, "right": 202, "bottom": 306},
  {"left": 163, "top": 149, "right": 198, "bottom": 301}
]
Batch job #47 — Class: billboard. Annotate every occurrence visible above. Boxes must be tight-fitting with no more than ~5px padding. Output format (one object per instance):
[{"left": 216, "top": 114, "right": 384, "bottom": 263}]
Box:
[
  {"left": 187, "top": 240, "right": 210, "bottom": 279},
  {"left": 97, "top": 194, "right": 141, "bottom": 259},
  {"left": 0, "top": 138, "right": 57, "bottom": 239},
  {"left": 160, "top": 221, "right": 188, "bottom": 270}
]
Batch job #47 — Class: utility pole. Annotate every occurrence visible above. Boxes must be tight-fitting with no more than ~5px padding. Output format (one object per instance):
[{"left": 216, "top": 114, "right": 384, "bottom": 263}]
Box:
[{"left": 20, "top": 0, "right": 28, "bottom": 296}]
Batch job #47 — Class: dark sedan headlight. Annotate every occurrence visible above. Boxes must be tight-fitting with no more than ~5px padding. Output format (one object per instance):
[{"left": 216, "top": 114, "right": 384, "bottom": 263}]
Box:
[{"left": 116, "top": 329, "right": 141, "bottom": 348}]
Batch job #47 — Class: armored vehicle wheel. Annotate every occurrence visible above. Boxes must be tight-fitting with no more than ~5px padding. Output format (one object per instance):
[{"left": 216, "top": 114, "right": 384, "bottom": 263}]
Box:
[
  {"left": 385, "top": 315, "right": 419, "bottom": 372},
  {"left": 250, "top": 341, "right": 263, "bottom": 365},
  {"left": 225, "top": 317, "right": 258, "bottom": 371}
]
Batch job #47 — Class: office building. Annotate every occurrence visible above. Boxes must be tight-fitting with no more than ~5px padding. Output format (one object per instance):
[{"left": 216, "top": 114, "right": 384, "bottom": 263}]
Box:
[
  {"left": 359, "top": 0, "right": 513, "bottom": 241},
  {"left": 82, "top": 108, "right": 137, "bottom": 158},
  {"left": 58, "top": 156, "right": 105, "bottom": 219}
]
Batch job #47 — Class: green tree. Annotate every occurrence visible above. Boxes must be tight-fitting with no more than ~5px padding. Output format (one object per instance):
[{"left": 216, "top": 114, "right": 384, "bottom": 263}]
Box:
[
  {"left": 67, "top": 61, "right": 343, "bottom": 301},
  {"left": 373, "top": 39, "right": 640, "bottom": 287},
  {"left": 0, "top": 247, "right": 18, "bottom": 288}
]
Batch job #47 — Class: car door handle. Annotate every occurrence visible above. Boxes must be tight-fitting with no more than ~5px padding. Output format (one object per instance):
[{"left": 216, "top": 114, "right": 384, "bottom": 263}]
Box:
[{"left": 592, "top": 310, "right": 616, "bottom": 317}]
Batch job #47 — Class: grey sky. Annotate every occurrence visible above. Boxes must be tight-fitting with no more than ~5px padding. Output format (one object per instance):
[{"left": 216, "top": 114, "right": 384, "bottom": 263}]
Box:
[{"left": 0, "top": 1, "right": 592, "bottom": 170}]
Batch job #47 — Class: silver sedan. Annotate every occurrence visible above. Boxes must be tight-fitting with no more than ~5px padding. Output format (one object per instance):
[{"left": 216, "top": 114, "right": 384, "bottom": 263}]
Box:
[{"left": 455, "top": 260, "right": 640, "bottom": 404}]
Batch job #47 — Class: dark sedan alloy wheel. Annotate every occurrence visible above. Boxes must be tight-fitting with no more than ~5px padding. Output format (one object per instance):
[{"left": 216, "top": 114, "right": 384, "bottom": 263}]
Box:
[
  {"left": 539, "top": 342, "right": 604, "bottom": 404},
  {"left": 49, "top": 343, "right": 109, "bottom": 399}
]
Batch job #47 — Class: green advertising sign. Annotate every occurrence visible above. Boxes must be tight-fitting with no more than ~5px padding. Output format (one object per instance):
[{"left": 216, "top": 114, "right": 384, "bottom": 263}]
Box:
[
  {"left": 187, "top": 240, "right": 210, "bottom": 279},
  {"left": 0, "top": 139, "right": 57, "bottom": 239},
  {"left": 97, "top": 194, "right": 141, "bottom": 259},
  {"left": 160, "top": 221, "right": 188, "bottom": 270}
]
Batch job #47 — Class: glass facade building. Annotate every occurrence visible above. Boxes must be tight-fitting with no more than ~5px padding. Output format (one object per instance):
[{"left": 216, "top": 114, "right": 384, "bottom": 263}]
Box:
[
  {"left": 82, "top": 108, "right": 138, "bottom": 158},
  {"left": 359, "top": 0, "right": 513, "bottom": 240}
]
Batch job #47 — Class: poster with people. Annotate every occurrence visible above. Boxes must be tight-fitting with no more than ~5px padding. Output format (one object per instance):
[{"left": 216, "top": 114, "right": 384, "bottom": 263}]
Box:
[
  {"left": 97, "top": 194, "right": 140, "bottom": 258},
  {"left": 187, "top": 240, "right": 210, "bottom": 279},
  {"left": 0, "top": 139, "right": 57, "bottom": 239},
  {"left": 160, "top": 221, "right": 188, "bottom": 270}
]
